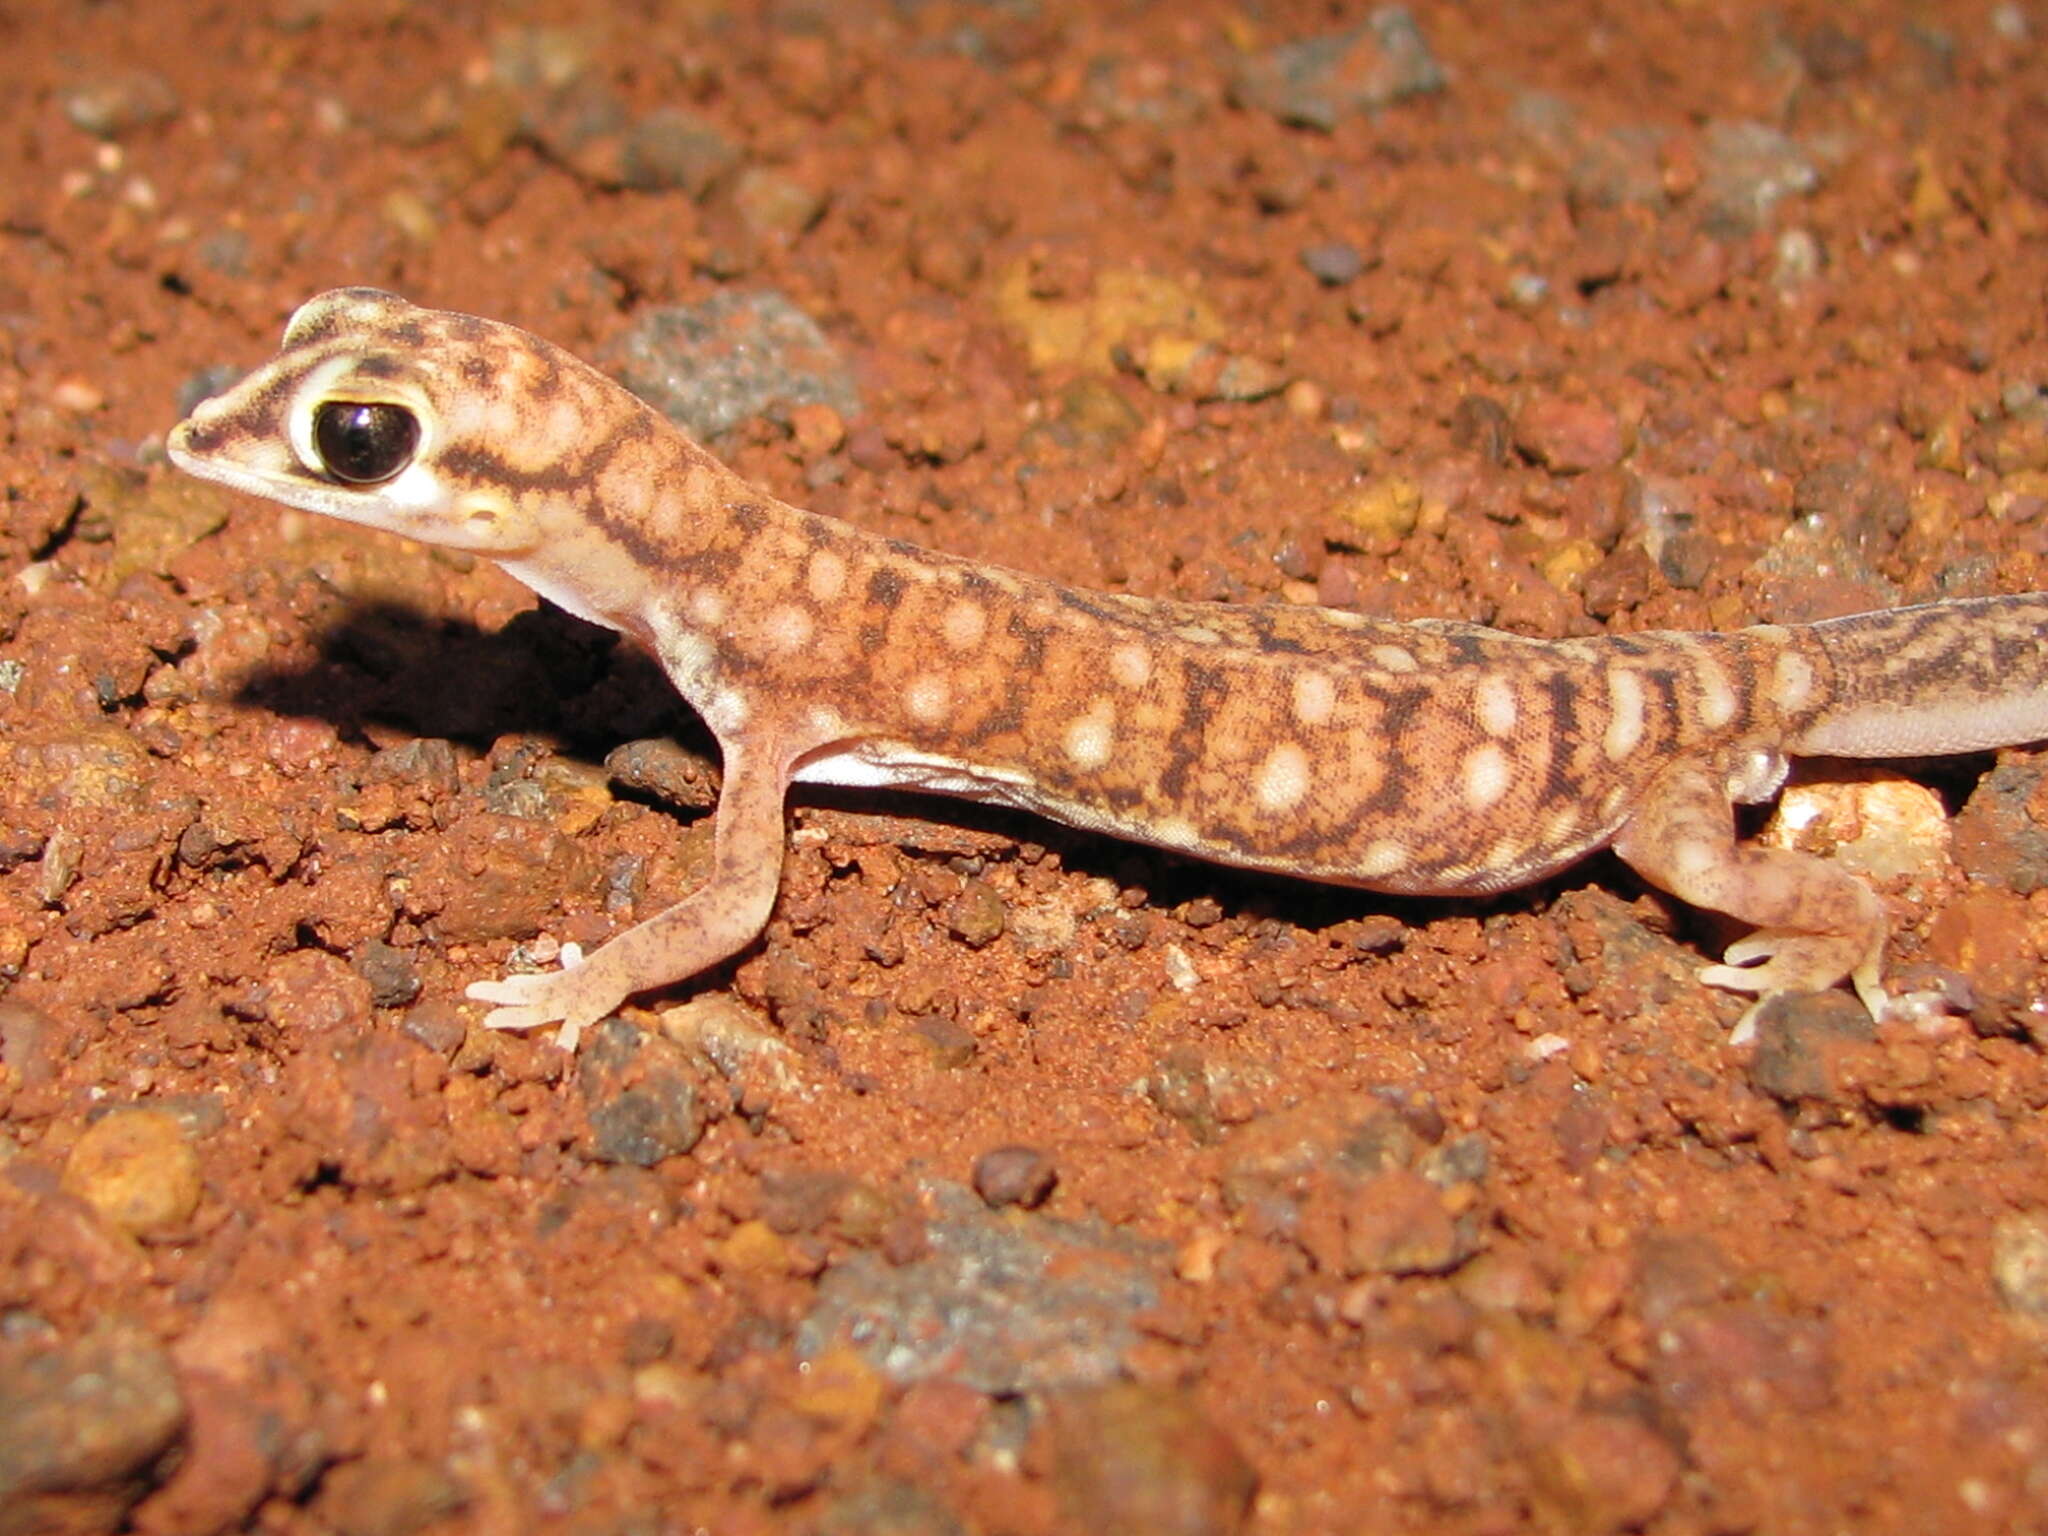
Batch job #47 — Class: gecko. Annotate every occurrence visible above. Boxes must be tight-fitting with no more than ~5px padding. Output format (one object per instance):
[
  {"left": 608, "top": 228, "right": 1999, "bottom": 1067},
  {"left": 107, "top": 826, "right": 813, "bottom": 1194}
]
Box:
[{"left": 165, "top": 289, "right": 2048, "bottom": 1053}]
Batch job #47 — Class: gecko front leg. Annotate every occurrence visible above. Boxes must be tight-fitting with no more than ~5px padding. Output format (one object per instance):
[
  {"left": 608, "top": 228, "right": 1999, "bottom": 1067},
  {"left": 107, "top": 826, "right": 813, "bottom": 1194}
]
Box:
[
  {"left": 468, "top": 743, "right": 792, "bottom": 1052},
  {"left": 1613, "top": 753, "right": 1889, "bottom": 1026}
]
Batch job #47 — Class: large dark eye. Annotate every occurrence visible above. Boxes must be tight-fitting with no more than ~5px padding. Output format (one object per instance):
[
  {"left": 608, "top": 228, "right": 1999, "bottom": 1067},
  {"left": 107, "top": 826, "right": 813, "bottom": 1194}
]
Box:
[{"left": 313, "top": 400, "right": 419, "bottom": 484}]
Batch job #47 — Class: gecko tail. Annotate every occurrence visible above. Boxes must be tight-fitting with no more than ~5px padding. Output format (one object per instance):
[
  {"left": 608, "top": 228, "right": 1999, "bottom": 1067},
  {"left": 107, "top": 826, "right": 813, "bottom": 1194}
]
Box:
[{"left": 1787, "top": 593, "right": 2048, "bottom": 758}]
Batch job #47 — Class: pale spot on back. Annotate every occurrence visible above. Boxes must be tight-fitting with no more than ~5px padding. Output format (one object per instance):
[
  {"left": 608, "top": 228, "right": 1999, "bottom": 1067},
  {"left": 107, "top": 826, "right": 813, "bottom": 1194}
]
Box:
[
  {"left": 1695, "top": 655, "right": 1737, "bottom": 730},
  {"left": 807, "top": 548, "right": 847, "bottom": 603},
  {"left": 1373, "top": 644, "right": 1419, "bottom": 673},
  {"left": 688, "top": 587, "right": 728, "bottom": 626},
  {"left": 1110, "top": 642, "right": 1153, "bottom": 690},
  {"left": 1604, "top": 669, "right": 1645, "bottom": 760},
  {"left": 1475, "top": 674, "right": 1518, "bottom": 738},
  {"left": 1064, "top": 701, "right": 1115, "bottom": 771},
  {"left": 1358, "top": 839, "right": 1409, "bottom": 878},
  {"left": 1175, "top": 623, "right": 1223, "bottom": 645},
  {"left": 1773, "top": 649, "right": 1815, "bottom": 713},
  {"left": 905, "top": 674, "right": 951, "bottom": 725},
  {"left": 1292, "top": 670, "right": 1336, "bottom": 728},
  {"left": 1254, "top": 741, "right": 1312, "bottom": 814},
  {"left": 760, "top": 603, "right": 814, "bottom": 654},
  {"left": 1463, "top": 742, "right": 1511, "bottom": 811},
  {"left": 942, "top": 599, "right": 987, "bottom": 652}
]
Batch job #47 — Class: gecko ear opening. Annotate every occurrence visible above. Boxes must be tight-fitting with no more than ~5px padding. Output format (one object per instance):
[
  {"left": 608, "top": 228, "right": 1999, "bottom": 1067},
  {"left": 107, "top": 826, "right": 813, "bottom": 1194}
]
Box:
[{"left": 455, "top": 492, "right": 538, "bottom": 552}]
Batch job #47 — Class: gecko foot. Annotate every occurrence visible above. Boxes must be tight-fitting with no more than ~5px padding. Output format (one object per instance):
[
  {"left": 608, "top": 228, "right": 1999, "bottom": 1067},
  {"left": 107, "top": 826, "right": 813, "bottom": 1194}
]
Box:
[
  {"left": 1702, "top": 928, "right": 1886, "bottom": 1005},
  {"left": 1701, "top": 928, "right": 1890, "bottom": 1045},
  {"left": 466, "top": 943, "right": 618, "bottom": 1054},
  {"left": 1701, "top": 929, "right": 1835, "bottom": 996}
]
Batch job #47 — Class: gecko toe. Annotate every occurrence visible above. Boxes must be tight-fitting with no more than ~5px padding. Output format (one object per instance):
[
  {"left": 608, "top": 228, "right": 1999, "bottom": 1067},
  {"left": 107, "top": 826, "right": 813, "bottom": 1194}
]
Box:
[
  {"left": 1719, "top": 931, "right": 1789, "bottom": 972},
  {"left": 1698, "top": 961, "right": 1769, "bottom": 995},
  {"left": 467, "top": 975, "right": 547, "bottom": 1009},
  {"left": 478, "top": 1000, "right": 553, "bottom": 1034}
]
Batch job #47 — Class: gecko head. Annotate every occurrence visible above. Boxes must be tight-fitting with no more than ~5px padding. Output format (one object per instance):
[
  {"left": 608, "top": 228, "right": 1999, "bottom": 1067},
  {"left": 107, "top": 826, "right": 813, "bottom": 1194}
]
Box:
[{"left": 167, "top": 288, "right": 559, "bottom": 557}]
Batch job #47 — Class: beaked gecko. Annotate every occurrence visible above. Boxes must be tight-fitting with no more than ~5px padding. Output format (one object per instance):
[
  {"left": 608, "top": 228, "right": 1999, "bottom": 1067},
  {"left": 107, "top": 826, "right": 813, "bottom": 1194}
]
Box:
[{"left": 166, "top": 289, "right": 2048, "bottom": 1051}]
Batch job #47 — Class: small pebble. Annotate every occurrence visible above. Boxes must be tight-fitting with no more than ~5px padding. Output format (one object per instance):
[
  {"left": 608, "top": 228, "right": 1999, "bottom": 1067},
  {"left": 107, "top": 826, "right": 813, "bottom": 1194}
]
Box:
[
  {"left": 0, "top": 1001, "right": 62, "bottom": 1089},
  {"left": 1335, "top": 477, "right": 1422, "bottom": 545},
  {"left": 313, "top": 1456, "right": 468, "bottom": 1536},
  {"left": 1283, "top": 379, "right": 1325, "bottom": 420},
  {"left": 605, "top": 737, "right": 719, "bottom": 813},
  {"left": 788, "top": 401, "right": 846, "bottom": 459},
  {"left": 1525, "top": 1410, "right": 1682, "bottom": 1534},
  {"left": 577, "top": 1019, "right": 705, "bottom": 1167},
  {"left": 1504, "top": 270, "right": 1550, "bottom": 310},
  {"left": 259, "top": 949, "right": 374, "bottom": 1037},
  {"left": 1952, "top": 757, "right": 2048, "bottom": 895},
  {"left": 1045, "top": 1381, "right": 1258, "bottom": 1536},
  {"left": 1341, "top": 1168, "right": 1468, "bottom": 1276},
  {"left": 973, "top": 1145, "right": 1058, "bottom": 1209},
  {"left": 1147, "top": 1046, "right": 1221, "bottom": 1144},
  {"left": 1513, "top": 395, "right": 1625, "bottom": 473},
  {"left": 600, "top": 291, "right": 860, "bottom": 440},
  {"left": 1298, "top": 241, "right": 1366, "bottom": 286},
  {"left": 731, "top": 165, "right": 824, "bottom": 239},
  {"left": 61, "top": 1108, "right": 203, "bottom": 1238},
  {"left": 846, "top": 422, "right": 896, "bottom": 473},
  {"left": 60, "top": 69, "right": 179, "bottom": 138},
  {"left": 51, "top": 378, "right": 105, "bottom": 413},
  {"left": 1992, "top": 1212, "right": 2048, "bottom": 1323},
  {"left": 620, "top": 106, "right": 739, "bottom": 198},
  {"left": 1234, "top": 12, "right": 1445, "bottom": 130},
  {"left": 353, "top": 939, "right": 423, "bottom": 1009},
  {"left": 1696, "top": 119, "right": 1819, "bottom": 235},
  {"left": 945, "top": 879, "right": 1007, "bottom": 948},
  {"left": 1449, "top": 394, "right": 1512, "bottom": 463},
  {"left": 913, "top": 1014, "right": 979, "bottom": 1069},
  {"left": 1745, "top": 991, "right": 1875, "bottom": 1102},
  {"left": 0, "top": 1322, "right": 185, "bottom": 1529}
]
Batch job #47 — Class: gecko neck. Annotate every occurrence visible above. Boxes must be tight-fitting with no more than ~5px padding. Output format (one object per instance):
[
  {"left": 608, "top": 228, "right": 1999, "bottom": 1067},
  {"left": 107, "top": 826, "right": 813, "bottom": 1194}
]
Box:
[{"left": 493, "top": 396, "right": 799, "bottom": 639}]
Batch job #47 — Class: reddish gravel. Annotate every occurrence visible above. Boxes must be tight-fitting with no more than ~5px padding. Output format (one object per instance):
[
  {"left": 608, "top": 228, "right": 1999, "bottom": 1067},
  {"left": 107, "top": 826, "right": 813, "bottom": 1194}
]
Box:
[{"left": 6, "top": 3, "right": 2048, "bottom": 1533}]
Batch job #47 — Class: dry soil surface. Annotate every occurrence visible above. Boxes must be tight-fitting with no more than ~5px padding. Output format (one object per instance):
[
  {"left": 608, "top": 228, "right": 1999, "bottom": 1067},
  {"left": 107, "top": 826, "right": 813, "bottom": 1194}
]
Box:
[{"left": 7, "top": 3, "right": 2048, "bottom": 1534}]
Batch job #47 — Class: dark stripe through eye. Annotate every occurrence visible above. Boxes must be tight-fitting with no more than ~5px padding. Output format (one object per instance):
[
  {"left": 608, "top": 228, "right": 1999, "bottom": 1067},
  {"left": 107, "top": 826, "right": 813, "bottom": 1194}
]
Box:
[{"left": 314, "top": 400, "right": 419, "bottom": 484}]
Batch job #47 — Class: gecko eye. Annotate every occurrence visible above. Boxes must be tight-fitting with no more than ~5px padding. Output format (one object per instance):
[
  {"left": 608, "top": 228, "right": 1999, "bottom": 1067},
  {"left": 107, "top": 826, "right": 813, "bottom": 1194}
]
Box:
[{"left": 312, "top": 400, "right": 420, "bottom": 484}]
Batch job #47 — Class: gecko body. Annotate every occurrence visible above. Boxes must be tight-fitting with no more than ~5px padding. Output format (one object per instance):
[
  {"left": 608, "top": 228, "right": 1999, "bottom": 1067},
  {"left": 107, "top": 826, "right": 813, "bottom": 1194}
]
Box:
[{"left": 167, "top": 290, "right": 2048, "bottom": 1050}]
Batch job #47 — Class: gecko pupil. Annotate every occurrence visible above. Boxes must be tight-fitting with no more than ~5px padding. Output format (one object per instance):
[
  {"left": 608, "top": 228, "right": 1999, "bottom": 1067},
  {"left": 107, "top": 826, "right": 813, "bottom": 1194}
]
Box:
[{"left": 313, "top": 400, "right": 419, "bottom": 484}]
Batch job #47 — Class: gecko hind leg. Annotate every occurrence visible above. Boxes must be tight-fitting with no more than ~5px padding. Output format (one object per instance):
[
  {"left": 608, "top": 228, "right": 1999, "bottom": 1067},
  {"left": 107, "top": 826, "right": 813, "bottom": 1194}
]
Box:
[{"left": 1613, "top": 756, "right": 1890, "bottom": 1028}]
